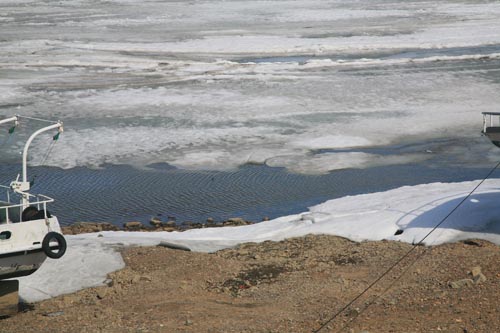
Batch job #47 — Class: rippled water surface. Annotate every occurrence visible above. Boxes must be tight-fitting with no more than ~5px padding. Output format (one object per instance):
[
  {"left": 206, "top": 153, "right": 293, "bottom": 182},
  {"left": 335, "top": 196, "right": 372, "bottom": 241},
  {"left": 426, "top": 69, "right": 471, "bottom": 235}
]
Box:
[{"left": 0, "top": 136, "right": 496, "bottom": 226}]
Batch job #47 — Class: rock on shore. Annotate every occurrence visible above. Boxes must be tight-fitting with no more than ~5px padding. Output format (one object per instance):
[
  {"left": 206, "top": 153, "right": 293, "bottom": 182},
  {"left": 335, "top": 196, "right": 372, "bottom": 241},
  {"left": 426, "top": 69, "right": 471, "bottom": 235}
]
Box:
[
  {"left": 62, "top": 218, "right": 256, "bottom": 235},
  {"left": 61, "top": 222, "right": 120, "bottom": 235}
]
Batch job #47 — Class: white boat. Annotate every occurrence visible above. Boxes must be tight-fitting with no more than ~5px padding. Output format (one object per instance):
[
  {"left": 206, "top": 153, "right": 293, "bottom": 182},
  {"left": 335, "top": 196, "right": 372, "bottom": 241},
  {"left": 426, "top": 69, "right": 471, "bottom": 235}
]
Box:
[
  {"left": 0, "top": 115, "right": 66, "bottom": 280},
  {"left": 482, "top": 112, "right": 500, "bottom": 148}
]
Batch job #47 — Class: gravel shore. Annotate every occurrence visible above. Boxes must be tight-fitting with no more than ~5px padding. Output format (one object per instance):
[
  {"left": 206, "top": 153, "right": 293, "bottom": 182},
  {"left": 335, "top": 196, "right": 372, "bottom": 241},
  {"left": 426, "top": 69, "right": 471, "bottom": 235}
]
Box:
[{"left": 1, "top": 234, "right": 499, "bottom": 332}]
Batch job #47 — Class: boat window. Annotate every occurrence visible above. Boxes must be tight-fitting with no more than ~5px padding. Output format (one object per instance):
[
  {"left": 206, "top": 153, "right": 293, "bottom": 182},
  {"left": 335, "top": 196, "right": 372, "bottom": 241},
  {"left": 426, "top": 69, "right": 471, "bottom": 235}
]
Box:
[{"left": 0, "top": 231, "right": 11, "bottom": 240}]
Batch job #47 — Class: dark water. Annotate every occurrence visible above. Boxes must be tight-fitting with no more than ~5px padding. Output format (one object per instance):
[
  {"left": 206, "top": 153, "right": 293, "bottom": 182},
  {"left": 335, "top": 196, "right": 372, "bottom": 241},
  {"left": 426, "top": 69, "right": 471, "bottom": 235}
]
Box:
[{"left": 0, "top": 160, "right": 493, "bottom": 227}]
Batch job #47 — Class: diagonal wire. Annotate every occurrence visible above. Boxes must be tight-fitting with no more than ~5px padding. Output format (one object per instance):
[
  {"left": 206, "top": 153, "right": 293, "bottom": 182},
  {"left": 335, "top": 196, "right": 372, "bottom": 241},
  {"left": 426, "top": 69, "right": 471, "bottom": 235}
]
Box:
[
  {"left": 16, "top": 115, "right": 59, "bottom": 124},
  {"left": 29, "top": 139, "right": 58, "bottom": 187},
  {"left": 39, "top": 140, "right": 57, "bottom": 166}
]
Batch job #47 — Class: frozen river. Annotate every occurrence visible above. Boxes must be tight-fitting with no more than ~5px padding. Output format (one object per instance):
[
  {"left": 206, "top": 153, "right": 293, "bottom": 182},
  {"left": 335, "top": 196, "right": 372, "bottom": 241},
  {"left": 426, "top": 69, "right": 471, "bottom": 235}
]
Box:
[{"left": 2, "top": 0, "right": 500, "bottom": 224}]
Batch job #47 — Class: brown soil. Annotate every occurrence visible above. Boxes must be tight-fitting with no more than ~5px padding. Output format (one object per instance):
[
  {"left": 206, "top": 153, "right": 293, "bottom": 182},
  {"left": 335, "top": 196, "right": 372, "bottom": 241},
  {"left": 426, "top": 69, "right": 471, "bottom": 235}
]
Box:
[{"left": 1, "top": 235, "right": 499, "bottom": 333}]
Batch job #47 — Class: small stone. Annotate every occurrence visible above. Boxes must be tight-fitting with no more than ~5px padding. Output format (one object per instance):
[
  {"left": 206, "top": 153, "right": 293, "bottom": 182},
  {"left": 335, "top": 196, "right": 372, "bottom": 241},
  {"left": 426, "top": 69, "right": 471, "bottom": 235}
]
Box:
[
  {"left": 470, "top": 266, "right": 482, "bottom": 278},
  {"left": 463, "top": 240, "right": 482, "bottom": 247},
  {"left": 96, "top": 289, "right": 108, "bottom": 300},
  {"left": 165, "top": 221, "right": 177, "bottom": 227},
  {"left": 228, "top": 217, "right": 244, "bottom": 223},
  {"left": 473, "top": 273, "right": 487, "bottom": 285},
  {"left": 43, "top": 311, "right": 64, "bottom": 317},
  {"left": 185, "top": 319, "right": 193, "bottom": 326},
  {"left": 140, "top": 275, "right": 152, "bottom": 282},
  {"left": 227, "top": 217, "right": 247, "bottom": 225},
  {"left": 470, "top": 266, "right": 481, "bottom": 277},
  {"left": 150, "top": 218, "right": 162, "bottom": 228},
  {"left": 238, "top": 249, "right": 249, "bottom": 255},
  {"left": 347, "top": 308, "right": 360, "bottom": 317},
  {"left": 158, "top": 241, "right": 191, "bottom": 251},
  {"left": 123, "top": 221, "right": 143, "bottom": 230},
  {"left": 206, "top": 217, "right": 214, "bottom": 224},
  {"left": 449, "top": 279, "right": 474, "bottom": 289}
]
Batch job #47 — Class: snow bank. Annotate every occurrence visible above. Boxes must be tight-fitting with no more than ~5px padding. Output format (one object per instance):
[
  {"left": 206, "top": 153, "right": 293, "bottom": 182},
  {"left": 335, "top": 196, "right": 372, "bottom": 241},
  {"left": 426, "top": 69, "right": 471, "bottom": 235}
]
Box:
[{"left": 17, "top": 179, "right": 500, "bottom": 302}]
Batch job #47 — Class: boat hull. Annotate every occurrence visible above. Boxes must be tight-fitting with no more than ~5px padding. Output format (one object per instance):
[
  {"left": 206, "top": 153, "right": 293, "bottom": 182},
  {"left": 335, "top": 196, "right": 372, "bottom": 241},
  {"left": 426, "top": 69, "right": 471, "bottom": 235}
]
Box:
[
  {"left": 0, "top": 249, "right": 46, "bottom": 279},
  {"left": 0, "top": 217, "right": 62, "bottom": 280},
  {"left": 484, "top": 127, "right": 500, "bottom": 148}
]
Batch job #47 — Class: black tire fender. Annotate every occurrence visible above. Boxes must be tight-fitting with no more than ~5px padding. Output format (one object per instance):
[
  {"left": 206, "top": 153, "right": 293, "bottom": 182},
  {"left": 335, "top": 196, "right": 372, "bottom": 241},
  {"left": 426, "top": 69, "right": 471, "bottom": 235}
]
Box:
[{"left": 42, "top": 232, "right": 67, "bottom": 259}]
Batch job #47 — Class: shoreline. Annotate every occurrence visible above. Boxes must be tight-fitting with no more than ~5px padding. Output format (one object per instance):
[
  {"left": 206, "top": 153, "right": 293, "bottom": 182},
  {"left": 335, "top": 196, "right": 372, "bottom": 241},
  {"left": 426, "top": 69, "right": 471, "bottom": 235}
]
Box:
[
  {"left": 61, "top": 218, "right": 259, "bottom": 235},
  {"left": 13, "top": 178, "right": 500, "bottom": 305}
]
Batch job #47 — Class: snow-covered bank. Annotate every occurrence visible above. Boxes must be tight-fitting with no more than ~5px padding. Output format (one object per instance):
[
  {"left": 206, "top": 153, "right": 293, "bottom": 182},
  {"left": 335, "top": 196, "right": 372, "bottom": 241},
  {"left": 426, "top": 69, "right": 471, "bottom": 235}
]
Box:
[{"left": 18, "top": 179, "right": 500, "bottom": 302}]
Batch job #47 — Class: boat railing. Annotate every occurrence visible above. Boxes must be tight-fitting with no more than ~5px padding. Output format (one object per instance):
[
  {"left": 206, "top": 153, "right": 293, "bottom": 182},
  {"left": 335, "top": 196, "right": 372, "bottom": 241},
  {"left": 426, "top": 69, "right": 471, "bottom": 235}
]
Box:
[{"left": 0, "top": 184, "right": 55, "bottom": 224}]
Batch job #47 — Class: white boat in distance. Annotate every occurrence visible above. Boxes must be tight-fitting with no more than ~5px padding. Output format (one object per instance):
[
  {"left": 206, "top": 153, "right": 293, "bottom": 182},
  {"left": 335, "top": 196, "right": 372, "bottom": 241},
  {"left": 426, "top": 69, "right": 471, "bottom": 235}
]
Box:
[
  {"left": 482, "top": 112, "right": 500, "bottom": 148},
  {"left": 0, "top": 115, "right": 66, "bottom": 280}
]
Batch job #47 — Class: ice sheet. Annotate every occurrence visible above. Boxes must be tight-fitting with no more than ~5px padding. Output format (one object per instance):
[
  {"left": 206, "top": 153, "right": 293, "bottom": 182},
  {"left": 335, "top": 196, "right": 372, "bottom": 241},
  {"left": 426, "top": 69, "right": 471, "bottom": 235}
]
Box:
[
  {"left": 1, "top": 0, "right": 500, "bottom": 173},
  {"left": 17, "top": 179, "right": 500, "bottom": 302},
  {"left": 10, "top": 66, "right": 499, "bottom": 173}
]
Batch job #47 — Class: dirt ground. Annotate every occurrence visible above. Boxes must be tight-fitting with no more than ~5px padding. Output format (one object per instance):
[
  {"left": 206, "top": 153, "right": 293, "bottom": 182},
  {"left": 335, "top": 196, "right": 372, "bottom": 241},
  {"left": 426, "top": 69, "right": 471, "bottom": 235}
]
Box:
[{"left": 1, "top": 235, "right": 499, "bottom": 333}]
